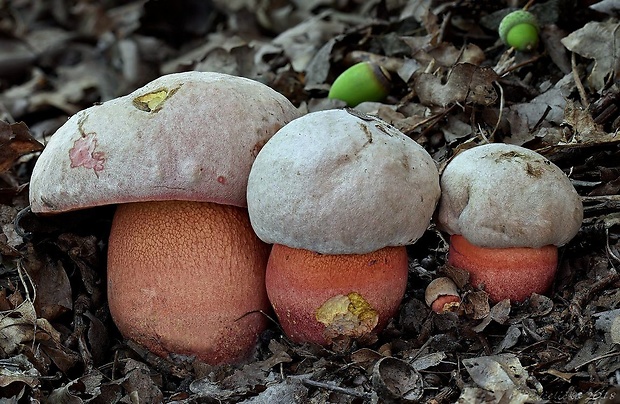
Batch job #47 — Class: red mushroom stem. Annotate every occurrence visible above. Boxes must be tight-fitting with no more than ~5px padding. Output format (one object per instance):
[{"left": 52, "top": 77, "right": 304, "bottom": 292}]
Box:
[
  {"left": 448, "top": 235, "right": 558, "bottom": 302},
  {"left": 107, "top": 200, "right": 270, "bottom": 364},
  {"left": 265, "top": 244, "right": 408, "bottom": 345},
  {"left": 431, "top": 296, "right": 461, "bottom": 313}
]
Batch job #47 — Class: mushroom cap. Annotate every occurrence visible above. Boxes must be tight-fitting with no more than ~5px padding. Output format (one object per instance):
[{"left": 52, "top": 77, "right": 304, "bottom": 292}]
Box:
[
  {"left": 436, "top": 143, "right": 583, "bottom": 249},
  {"left": 29, "top": 71, "right": 301, "bottom": 213},
  {"left": 247, "top": 109, "right": 441, "bottom": 255}
]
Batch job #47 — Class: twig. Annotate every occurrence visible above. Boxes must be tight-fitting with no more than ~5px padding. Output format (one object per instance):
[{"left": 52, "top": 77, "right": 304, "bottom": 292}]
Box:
[
  {"left": 498, "top": 53, "right": 544, "bottom": 76},
  {"left": 573, "top": 350, "right": 620, "bottom": 371},
  {"left": 13, "top": 206, "right": 33, "bottom": 239},
  {"left": 570, "top": 273, "right": 620, "bottom": 315},
  {"left": 571, "top": 52, "right": 589, "bottom": 108},
  {"left": 523, "top": 0, "right": 536, "bottom": 11},
  {"left": 606, "top": 228, "right": 620, "bottom": 266},
  {"left": 532, "top": 105, "right": 552, "bottom": 133},
  {"left": 300, "top": 378, "right": 371, "bottom": 399},
  {"left": 487, "top": 80, "right": 505, "bottom": 142}
]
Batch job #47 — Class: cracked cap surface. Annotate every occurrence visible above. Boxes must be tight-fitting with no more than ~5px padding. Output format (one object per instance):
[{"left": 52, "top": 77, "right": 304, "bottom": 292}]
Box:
[
  {"left": 246, "top": 109, "right": 441, "bottom": 255},
  {"left": 436, "top": 143, "right": 583, "bottom": 248},
  {"left": 29, "top": 71, "right": 301, "bottom": 213}
]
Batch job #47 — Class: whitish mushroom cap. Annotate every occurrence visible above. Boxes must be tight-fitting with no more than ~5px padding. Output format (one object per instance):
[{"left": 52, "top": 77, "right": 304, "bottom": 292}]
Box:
[
  {"left": 246, "top": 109, "right": 441, "bottom": 255},
  {"left": 436, "top": 143, "right": 583, "bottom": 249},
  {"left": 29, "top": 71, "right": 301, "bottom": 213}
]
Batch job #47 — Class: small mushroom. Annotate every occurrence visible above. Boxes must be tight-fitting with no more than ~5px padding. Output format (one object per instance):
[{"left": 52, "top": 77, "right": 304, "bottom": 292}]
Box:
[
  {"left": 425, "top": 277, "right": 461, "bottom": 313},
  {"left": 247, "top": 109, "right": 440, "bottom": 344},
  {"left": 29, "top": 71, "right": 301, "bottom": 364},
  {"left": 436, "top": 143, "right": 583, "bottom": 302}
]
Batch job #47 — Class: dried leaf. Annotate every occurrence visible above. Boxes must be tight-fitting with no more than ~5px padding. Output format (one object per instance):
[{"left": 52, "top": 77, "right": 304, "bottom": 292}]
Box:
[
  {"left": 462, "top": 354, "right": 541, "bottom": 401},
  {"left": 564, "top": 339, "right": 616, "bottom": 371},
  {"left": 411, "top": 351, "right": 446, "bottom": 371},
  {"left": 120, "top": 359, "right": 163, "bottom": 403},
  {"left": 564, "top": 99, "right": 617, "bottom": 144},
  {"left": 23, "top": 254, "right": 73, "bottom": 321},
  {"left": 0, "top": 121, "right": 43, "bottom": 173},
  {"left": 372, "top": 357, "right": 424, "bottom": 402},
  {"left": 239, "top": 378, "right": 308, "bottom": 404},
  {"left": 528, "top": 293, "right": 553, "bottom": 317},
  {"left": 561, "top": 21, "right": 620, "bottom": 91},
  {"left": 0, "top": 354, "right": 40, "bottom": 389},
  {"left": 0, "top": 300, "right": 79, "bottom": 372},
  {"left": 414, "top": 63, "right": 498, "bottom": 107},
  {"left": 47, "top": 371, "right": 105, "bottom": 403}
]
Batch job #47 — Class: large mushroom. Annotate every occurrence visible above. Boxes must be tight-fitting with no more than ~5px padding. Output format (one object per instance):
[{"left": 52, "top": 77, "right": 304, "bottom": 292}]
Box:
[
  {"left": 436, "top": 143, "right": 583, "bottom": 302},
  {"left": 29, "top": 71, "right": 301, "bottom": 364},
  {"left": 246, "top": 109, "right": 440, "bottom": 345}
]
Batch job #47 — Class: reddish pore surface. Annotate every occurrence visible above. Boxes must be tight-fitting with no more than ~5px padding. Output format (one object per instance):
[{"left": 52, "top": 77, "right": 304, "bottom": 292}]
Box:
[
  {"left": 266, "top": 244, "right": 408, "bottom": 345},
  {"left": 107, "top": 200, "right": 271, "bottom": 365},
  {"left": 448, "top": 235, "right": 558, "bottom": 302}
]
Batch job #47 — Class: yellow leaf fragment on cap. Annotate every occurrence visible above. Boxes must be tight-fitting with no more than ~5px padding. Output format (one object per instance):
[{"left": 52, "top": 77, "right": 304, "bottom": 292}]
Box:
[
  {"left": 133, "top": 88, "right": 177, "bottom": 112},
  {"left": 316, "top": 292, "right": 379, "bottom": 340}
]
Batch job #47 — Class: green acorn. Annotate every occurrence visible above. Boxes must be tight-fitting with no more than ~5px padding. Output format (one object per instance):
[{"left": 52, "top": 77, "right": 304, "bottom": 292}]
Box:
[
  {"left": 498, "top": 10, "right": 540, "bottom": 52},
  {"left": 328, "top": 62, "right": 391, "bottom": 107}
]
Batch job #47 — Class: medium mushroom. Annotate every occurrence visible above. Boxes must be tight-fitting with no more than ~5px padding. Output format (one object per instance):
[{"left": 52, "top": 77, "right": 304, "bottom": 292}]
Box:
[
  {"left": 246, "top": 109, "right": 440, "bottom": 345},
  {"left": 29, "top": 71, "right": 301, "bottom": 364},
  {"left": 436, "top": 143, "right": 583, "bottom": 302}
]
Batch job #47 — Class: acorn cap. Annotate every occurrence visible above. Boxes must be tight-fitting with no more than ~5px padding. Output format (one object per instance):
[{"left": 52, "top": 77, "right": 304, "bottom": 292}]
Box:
[
  {"left": 29, "top": 72, "right": 301, "bottom": 213},
  {"left": 247, "top": 109, "right": 441, "bottom": 255},
  {"left": 436, "top": 143, "right": 583, "bottom": 249}
]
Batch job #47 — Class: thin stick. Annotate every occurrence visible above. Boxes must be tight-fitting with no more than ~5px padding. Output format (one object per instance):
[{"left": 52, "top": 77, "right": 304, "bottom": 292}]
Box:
[
  {"left": 300, "top": 378, "right": 371, "bottom": 399},
  {"left": 571, "top": 52, "right": 589, "bottom": 107}
]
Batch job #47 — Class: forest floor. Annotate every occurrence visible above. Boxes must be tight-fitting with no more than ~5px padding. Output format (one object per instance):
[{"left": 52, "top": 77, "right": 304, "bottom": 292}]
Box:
[{"left": 0, "top": 0, "right": 619, "bottom": 402}]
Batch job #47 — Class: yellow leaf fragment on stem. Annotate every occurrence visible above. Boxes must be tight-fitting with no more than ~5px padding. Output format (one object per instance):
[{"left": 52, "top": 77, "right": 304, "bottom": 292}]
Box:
[{"left": 316, "top": 292, "right": 379, "bottom": 340}]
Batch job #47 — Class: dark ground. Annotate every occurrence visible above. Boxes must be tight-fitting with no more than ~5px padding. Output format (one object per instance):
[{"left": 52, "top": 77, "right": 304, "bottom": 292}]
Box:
[{"left": 0, "top": 0, "right": 619, "bottom": 402}]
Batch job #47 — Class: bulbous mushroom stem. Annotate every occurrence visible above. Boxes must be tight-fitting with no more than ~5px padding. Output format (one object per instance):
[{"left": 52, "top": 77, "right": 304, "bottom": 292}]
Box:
[
  {"left": 107, "top": 200, "right": 271, "bottom": 365},
  {"left": 265, "top": 244, "right": 408, "bottom": 345},
  {"left": 447, "top": 235, "right": 558, "bottom": 303}
]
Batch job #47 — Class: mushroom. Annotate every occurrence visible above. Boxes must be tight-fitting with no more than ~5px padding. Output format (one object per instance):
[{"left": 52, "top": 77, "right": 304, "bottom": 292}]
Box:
[
  {"left": 436, "top": 143, "right": 583, "bottom": 302},
  {"left": 246, "top": 109, "right": 440, "bottom": 345},
  {"left": 29, "top": 71, "right": 301, "bottom": 364},
  {"left": 425, "top": 277, "right": 461, "bottom": 313}
]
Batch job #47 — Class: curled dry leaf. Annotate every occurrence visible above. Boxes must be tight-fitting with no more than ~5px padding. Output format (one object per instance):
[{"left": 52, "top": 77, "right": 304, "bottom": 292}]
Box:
[
  {"left": 462, "top": 354, "right": 542, "bottom": 402},
  {"left": 371, "top": 356, "right": 424, "bottom": 402},
  {"left": 22, "top": 252, "right": 73, "bottom": 321},
  {"left": 413, "top": 63, "right": 499, "bottom": 107},
  {"left": 561, "top": 21, "right": 620, "bottom": 91},
  {"left": 0, "top": 121, "right": 43, "bottom": 173},
  {"left": 528, "top": 293, "right": 554, "bottom": 317},
  {"left": 563, "top": 99, "right": 617, "bottom": 144},
  {"left": 0, "top": 300, "right": 79, "bottom": 372},
  {"left": 46, "top": 370, "right": 105, "bottom": 403},
  {"left": 0, "top": 354, "right": 40, "bottom": 390}
]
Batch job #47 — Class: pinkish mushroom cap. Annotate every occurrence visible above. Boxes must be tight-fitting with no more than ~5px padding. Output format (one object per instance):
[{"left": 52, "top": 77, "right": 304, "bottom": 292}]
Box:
[
  {"left": 29, "top": 71, "right": 301, "bottom": 213},
  {"left": 246, "top": 109, "right": 441, "bottom": 255},
  {"left": 436, "top": 143, "right": 583, "bottom": 248}
]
